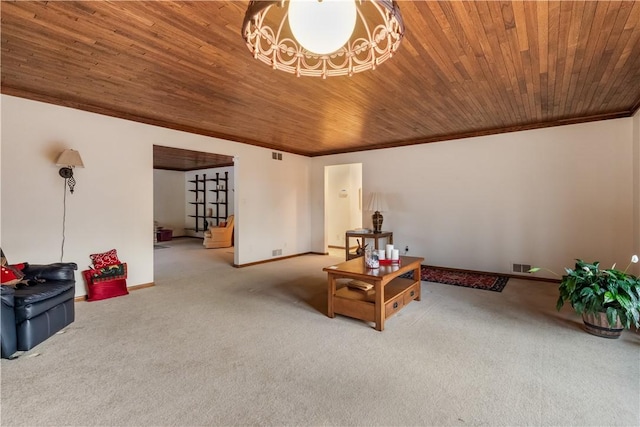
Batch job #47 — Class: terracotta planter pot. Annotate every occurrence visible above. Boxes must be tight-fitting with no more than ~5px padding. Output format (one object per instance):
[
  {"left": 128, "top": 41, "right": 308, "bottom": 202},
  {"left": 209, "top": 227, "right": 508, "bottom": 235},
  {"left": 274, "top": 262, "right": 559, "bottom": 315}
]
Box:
[{"left": 582, "top": 312, "right": 623, "bottom": 339}]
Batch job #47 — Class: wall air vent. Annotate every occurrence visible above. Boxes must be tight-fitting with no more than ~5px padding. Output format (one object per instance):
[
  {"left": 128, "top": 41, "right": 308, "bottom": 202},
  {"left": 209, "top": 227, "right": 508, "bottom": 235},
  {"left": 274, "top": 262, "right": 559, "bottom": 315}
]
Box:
[{"left": 512, "top": 263, "right": 532, "bottom": 273}]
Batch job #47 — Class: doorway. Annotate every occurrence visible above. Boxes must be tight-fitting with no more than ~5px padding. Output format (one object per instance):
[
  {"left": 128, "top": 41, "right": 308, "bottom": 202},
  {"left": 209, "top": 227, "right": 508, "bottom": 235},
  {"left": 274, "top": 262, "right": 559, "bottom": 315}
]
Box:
[
  {"left": 152, "top": 145, "right": 237, "bottom": 265},
  {"left": 325, "top": 163, "right": 363, "bottom": 253}
]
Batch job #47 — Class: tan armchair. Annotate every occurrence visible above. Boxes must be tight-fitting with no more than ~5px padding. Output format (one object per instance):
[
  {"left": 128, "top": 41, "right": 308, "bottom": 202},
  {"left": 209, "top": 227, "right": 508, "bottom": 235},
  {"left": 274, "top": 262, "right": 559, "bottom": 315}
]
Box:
[{"left": 203, "top": 215, "right": 234, "bottom": 249}]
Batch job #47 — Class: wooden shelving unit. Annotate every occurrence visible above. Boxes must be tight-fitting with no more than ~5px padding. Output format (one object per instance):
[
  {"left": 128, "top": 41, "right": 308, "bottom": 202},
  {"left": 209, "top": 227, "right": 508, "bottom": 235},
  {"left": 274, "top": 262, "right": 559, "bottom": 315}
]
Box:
[
  {"left": 208, "top": 171, "right": 228, "bottom": 226},
  {"left": 186, "top": 171, "right": 228, "bottom": 232}
]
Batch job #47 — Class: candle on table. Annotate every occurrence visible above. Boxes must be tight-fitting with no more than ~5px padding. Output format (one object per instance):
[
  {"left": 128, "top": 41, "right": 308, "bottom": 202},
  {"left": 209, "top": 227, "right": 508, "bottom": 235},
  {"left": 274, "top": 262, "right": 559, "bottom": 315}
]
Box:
[{"left": 386, "top": 244, "right": 394, "bottom": 259}]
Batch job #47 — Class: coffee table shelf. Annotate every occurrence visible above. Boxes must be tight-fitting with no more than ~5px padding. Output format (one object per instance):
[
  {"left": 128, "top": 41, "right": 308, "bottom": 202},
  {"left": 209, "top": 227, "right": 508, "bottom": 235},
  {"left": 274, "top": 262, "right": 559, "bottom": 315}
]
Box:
[{"left": 324, "top": 256, "right": 424, "bottom": 331}]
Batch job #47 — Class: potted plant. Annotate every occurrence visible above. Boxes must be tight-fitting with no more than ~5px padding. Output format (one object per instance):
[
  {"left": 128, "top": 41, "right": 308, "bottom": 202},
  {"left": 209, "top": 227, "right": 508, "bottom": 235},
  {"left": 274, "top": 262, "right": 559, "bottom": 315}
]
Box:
[{"left": 530, "top": 255, "right": 640, "bottom": 338}]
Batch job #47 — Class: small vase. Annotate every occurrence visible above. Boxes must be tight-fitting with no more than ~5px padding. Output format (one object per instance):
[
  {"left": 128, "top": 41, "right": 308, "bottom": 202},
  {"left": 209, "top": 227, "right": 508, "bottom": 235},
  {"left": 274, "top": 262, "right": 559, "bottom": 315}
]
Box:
[
  {"left": 364, "top": 248, "right": 379, "bottom": 269},
  {"left": 582, "top": 312, "right": 623, "bottom": 339},
  {"left": 372, "top": 211, "right": 383, "bottom": 233}
]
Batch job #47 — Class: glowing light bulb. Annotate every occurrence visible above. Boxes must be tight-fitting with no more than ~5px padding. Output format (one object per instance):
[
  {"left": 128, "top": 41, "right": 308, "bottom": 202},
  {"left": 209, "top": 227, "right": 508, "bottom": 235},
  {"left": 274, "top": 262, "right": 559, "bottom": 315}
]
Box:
[{"left": 288, "top": 0, "right": 357, "bottom": 55}]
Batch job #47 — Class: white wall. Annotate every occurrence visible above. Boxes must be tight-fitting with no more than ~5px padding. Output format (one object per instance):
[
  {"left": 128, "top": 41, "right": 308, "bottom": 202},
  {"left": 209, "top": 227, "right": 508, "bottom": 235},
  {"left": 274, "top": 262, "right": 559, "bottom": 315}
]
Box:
[
  {"left": 311, "top": 118, "right": 636, "bottom": 279},
  {"left": 1, "top": 96, "right": 154, "bottom": 293},
  {"left": 236, "top": 152, "right": 310, "bottom": 261},
  {"left": 153, "top": 169, "right": 186, "bottom": 236},
  {"left": 1, "top": 95, "right": 312, "bottom": 297}
]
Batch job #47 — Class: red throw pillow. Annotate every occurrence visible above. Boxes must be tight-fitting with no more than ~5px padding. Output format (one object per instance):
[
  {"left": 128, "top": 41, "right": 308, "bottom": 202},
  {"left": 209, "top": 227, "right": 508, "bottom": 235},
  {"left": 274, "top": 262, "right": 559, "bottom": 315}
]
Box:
[
  {"left": 90, "top": 249, "right": 121, "bottom": 269},
  {"left": 219, "top": 222, "right": 227, "bottom": 227},
  {"left": 1, "top": 262, "right": 27, "bottom": 286}
]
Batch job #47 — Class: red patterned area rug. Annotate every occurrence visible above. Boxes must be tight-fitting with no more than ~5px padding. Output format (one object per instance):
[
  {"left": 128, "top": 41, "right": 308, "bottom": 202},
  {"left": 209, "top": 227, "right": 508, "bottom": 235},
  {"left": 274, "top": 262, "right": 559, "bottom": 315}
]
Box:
[{"left": 419, "top": 266, "right": 508, "bottom": 292}]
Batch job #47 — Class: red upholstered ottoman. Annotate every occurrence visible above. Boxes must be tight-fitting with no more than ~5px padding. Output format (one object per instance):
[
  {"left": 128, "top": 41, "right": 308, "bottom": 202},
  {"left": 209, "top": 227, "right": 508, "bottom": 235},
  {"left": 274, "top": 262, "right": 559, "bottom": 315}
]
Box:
[{"left": 82, "top": 263, "right": 129, "bottom": 302}]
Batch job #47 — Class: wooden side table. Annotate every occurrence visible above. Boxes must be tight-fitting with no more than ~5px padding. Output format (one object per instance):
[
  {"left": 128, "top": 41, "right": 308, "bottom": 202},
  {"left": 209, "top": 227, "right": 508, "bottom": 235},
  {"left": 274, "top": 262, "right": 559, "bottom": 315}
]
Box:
[{"left": 345, "top": 231, "right": 393, "bottom": 260}]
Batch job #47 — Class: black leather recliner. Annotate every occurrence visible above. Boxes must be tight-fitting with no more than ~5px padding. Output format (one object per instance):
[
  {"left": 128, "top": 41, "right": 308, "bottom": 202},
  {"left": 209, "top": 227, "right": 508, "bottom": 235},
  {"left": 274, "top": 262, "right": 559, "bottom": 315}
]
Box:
[
  {"left": 1, "top": 286, "right": 17, "bottom": 358},
  {"left": 1, "top": 262, "right": 77, "bottom": 359}
]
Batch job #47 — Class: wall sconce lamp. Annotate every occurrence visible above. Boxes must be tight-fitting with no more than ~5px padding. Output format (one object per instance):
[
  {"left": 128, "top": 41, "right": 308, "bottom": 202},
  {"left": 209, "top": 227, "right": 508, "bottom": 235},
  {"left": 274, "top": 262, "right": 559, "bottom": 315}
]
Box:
[
  {"left": 365, "top": 192, "right": 389, "bottom": 234},
  {"left": 55, "top": 149, "right": 84, "bottom": 193}
]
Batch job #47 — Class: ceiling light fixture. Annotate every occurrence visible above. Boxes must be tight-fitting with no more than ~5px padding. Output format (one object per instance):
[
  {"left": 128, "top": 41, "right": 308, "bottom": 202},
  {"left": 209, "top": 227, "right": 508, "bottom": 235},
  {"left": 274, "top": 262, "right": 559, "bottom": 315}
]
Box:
[{"left": 242, "top": 0, "right": 404, "bottom": 78}]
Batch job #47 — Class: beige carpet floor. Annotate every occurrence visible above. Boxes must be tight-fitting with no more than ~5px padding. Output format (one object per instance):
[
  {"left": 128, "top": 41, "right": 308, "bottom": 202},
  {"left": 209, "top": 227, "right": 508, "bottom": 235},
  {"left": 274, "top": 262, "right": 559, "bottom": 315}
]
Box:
[{"left": 1, "top": 238, "right": 639, "bottom": 426}]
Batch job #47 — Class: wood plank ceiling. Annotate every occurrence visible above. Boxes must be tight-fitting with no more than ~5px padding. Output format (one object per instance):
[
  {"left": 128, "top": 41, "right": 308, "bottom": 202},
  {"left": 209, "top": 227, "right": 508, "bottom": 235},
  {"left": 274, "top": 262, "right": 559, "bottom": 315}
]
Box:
[
  {"left": 2, "top": 1, "right": 640, "bottom": 160},
  {"left": 153, "top": 146, "right": 234, "bottom": 171}
]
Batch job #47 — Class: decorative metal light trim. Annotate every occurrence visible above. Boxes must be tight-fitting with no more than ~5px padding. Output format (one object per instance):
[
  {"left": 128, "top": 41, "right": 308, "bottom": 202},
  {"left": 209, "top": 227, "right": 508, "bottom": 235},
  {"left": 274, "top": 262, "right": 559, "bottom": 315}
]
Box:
[{"left": 241, "top": 0, "right": 405, "bottom": 78}]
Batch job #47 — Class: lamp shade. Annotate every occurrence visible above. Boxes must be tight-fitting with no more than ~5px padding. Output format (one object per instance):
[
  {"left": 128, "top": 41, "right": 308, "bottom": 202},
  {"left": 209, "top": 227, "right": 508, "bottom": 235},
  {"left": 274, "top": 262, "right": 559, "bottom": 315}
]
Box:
[
  {"left": 55, "top": 149, "right": 84, "bottom": 168},
  {"left": 366, "top": 193, "right": 388, "bottom": 212}
]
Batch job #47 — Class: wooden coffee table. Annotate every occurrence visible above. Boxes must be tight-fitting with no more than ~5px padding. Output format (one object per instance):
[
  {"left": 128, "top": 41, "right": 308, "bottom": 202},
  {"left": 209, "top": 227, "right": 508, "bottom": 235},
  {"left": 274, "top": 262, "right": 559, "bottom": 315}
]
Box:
[{"left": 324, "top": 256, "right": 424, "bottom": 331}]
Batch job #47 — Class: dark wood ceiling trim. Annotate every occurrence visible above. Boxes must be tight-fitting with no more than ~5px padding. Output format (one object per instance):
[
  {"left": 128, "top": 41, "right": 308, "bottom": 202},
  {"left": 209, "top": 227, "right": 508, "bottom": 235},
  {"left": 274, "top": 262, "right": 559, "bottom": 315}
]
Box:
[
  {"left": 631, "top": 99, "right": 640, "bottom": 117},
  {"left": 154, "top": 163, "right": 235, "bottom": 172}
]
